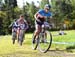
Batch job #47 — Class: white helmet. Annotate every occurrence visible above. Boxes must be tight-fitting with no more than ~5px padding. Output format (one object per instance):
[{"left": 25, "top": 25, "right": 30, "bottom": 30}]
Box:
[{"left": 44, "top": 4, "right": 51, "bottom": 9}]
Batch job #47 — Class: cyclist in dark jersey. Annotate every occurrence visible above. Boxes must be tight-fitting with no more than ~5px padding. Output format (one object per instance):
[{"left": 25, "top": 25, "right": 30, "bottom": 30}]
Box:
[{"left": 9, "top": 19, "right": 18, "bottom": 44}]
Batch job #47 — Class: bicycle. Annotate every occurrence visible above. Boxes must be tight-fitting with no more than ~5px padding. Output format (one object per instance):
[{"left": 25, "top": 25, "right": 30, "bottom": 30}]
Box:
[
  {"left": 12, "top": 29, "right": 17, "bottom": 44},
  {"left": 32, "top": 22, "right": 52, "bottom": 53},
  {"left": 17, "top": 28, "right": 25, "bottom": 46},
  {"left": 12, "top": 28, "right": 17, "bottom": 44},
  {"left": 12, "top": 28, "right": 25, "bottom": 46}
]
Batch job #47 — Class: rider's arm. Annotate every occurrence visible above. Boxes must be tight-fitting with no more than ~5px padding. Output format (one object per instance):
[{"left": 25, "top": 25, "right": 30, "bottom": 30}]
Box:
[
  {"left": 48, "top": 16, "right": 52, "bottom": 23},
  {"left": 9, "top": 21, "right": 15, "bottom": 28},
  {"left": 47, "top": 12, "right": 53, "bottom": 23},
  {"left": 9, "top": 23, "right": 13, "bottom": 28},
  {"left": 24, "top": 20, "right": 28, "bottom": 25},
  {"left": 24, "top": 20, "right": 29, "bottom": 29},
  {"left": 34, "top": 12, "right": 45, "bottom": 23},
  {"left": 34, "top": 13, "right": 40, "bottom": 22},
  {"left": 34, "top": 12, "right": 44, "bottom": 19},
  {"left": 49, "top": 16, "right": 52, "bottom": 20},
  {"left": 34, "top": 11, "right": 38, "bottom": 19},
  {"left": 34, "top": 9, "right": 45, "bottom": 20}
]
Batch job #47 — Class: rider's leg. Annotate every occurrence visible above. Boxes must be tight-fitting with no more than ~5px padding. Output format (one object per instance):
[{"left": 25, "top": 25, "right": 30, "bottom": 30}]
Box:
[
  {"left": 35, "top": 24, "right": 41, "bottom": 38},
  {"left": 17, "top": 28, "right": 20, "bottom": 42},
  {"left": 33, "top": 24, "right": 42, "bottom": 43}
]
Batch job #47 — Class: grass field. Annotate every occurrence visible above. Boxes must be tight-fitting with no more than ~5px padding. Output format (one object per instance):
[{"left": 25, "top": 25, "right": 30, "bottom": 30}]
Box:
[{"left": 0, "top": 30, "right": 75, "bottom": 57}]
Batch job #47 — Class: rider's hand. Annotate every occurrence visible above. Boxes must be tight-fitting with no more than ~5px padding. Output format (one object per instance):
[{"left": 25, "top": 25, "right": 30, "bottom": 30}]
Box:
[
  {"left": 36, "top": 18, "right": 41, "bottom": 22},
  {"left": 38, "top": 14, "right": 43, "bottom": 18},
  {"left": 44, "top": 16, "right": 47, "bottom": 19}
]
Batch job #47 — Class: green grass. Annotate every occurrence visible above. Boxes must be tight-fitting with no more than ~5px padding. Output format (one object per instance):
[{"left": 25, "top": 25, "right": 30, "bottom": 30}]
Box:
[
  {"left": 0, "top": 30, "right": 75, "bottom": 57},
  {"left": 51, "top": 30, "right": 75, "bottom": 50},
  {"left": 52, "top": 30, "right": 75, "bottom": 42}
]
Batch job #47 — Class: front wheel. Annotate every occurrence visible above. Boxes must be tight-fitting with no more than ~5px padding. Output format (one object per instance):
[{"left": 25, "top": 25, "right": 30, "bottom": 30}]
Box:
[
  {"left": 18, "top": 30, "right": 25, "bottom": 46},
  {"left": 12, "top": 31, "right": 17, "bottom": 44},
  {"left": 38, "top": 31, "right": 52, "bottom": 53},
  {"left": 32, "top": 32, "right": 39, "bottom": 50}
]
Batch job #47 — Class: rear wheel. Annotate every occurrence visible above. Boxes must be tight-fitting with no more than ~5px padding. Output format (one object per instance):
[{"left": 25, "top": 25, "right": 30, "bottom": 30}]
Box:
[{"left": 38, "top": 31, "right": 52, "bottom": 53}]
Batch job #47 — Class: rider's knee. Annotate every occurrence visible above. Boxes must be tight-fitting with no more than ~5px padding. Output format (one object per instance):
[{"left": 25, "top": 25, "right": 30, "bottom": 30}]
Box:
[{"left": 36, "top": 29, "right": 41, "bottom": 33}]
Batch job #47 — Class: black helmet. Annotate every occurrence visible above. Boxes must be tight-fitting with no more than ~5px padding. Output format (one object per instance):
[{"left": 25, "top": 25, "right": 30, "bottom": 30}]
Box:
[{"left": 44, "top": 4, "right": 51, "bottom": 9}]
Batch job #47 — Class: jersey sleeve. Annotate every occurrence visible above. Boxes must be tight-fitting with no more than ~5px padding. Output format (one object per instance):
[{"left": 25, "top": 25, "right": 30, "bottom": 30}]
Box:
[
  {"left": 50, "top": 12, "right": 52, "bottom": 16},
  {"left": 47, "top": 12, "right": 52, "bottom": 17},
  {"left": 24, "top": 19, "right": 27, "bottom": 23},
  {"left": 16, "top": 20, "right": 18, "bottom": 24},
  {"left": 37, "top": 9, "right": 44, "bottom": 15}
]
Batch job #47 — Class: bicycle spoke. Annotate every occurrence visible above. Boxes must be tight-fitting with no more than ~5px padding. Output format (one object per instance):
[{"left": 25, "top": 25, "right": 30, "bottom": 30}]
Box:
[
  {"left": 38, "top": 31, "right": 52, "bottom": 53},
  {"left": 32, "top": 32, "right": 39, "bottom": 50}
]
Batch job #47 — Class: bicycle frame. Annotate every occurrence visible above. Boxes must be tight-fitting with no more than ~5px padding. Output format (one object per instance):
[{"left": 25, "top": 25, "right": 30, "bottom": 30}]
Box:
[{"left": 17, "top": 28, "right": 25, "bottom": 45}]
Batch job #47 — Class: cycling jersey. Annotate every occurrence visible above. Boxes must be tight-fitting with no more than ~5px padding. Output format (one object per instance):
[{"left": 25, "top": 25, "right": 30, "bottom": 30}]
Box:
[
  {"left": 10, "top": 21, "right": 18, "bottom": 32},
  {"left": 36, "top": 9, "right": 52, "bottom": 25},
  {"left": 36, "top": 9, "right": 52, "bottom": 22},
  {"left": 16, "top": 19, "right": 28, "bottom": 30},
  {"left": 12, "top": 22, "right": 18, "bottom": 28},
  {"left": 38, "top": 9, "right": 52, "bottom": 17}
]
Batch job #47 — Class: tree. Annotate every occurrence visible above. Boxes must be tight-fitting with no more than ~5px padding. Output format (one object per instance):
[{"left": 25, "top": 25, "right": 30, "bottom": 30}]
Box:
[
  {"left": 0, "top": 11, "right": 7, "bottom": 35},
  {"left": 51, "top": 0, "right": 75, "bottom": 29},
  {"left": 13, "top": 0, "right": 17, "bottom": 8},
  {"left": 4, "top": 0, "right": 17, "bottom": 8},
  {"left": 0, "top": 0, "right": 3, "bottom": 10},
  {"left": 40, "top": 0, "right": 49, "bottom": 9},
  {"left": 24, "top": 1, "right": 38, "bottom": 24}
]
